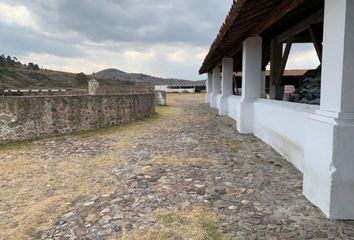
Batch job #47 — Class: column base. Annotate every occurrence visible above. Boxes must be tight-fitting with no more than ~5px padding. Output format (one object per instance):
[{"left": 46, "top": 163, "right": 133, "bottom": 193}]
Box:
[
  {"left": 205, "top": 93, "right": 210, "bottom": 104},
  {"left": 217, "top": 94, "right": 231, "bottom": 115},
  {"left": 304, "top": 110, "right": 354, "bottom": 219},
  {"left": 236, "top": 98, "right": 256, "bottom": 134},
  {"left": 216, "top": 94, "right": 222, "bottom": 111},
  {"left": 210, "top": 93, "right": 218, "bottom": 108}
]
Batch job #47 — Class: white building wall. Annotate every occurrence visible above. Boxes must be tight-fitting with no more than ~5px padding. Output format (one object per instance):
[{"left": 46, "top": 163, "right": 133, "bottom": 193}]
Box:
[
  {"left": 253, "top": 100, "right": 319, "bottom": 172},
  {"left": 154, "top": 85, "right": 196, "bottom": 93},
  {"left": 227, "top": 98, "right": 318, "bottom": 172},
  {"left": 205, "top": 0, "right": 354, "bottom": 220},
  {"left": 227, "top": 95, "right": 241, "bottom": 121},
  {"left": 303, "top": 0, "right": 354, "bottom": 219}
]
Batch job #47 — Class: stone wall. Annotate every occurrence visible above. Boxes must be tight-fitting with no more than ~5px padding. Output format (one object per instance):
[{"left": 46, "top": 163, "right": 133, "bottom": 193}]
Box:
[{"left": 0, "top": 93, "right": 155, "bottom": 143}]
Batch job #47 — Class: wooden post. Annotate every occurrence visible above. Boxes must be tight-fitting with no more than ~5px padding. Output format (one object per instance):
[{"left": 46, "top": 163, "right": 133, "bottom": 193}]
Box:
[
  {"left": 277, "top": 35, "right": 294, "bottom": 85},
  {"left": 308, "top": 25, "right": 323, "bottom": 62},
  {"left": 270, "top": 39, "right": 283, "bottom": 100},
  {"left": 270, "top": 39, "right": 282, "bottom": 86}
]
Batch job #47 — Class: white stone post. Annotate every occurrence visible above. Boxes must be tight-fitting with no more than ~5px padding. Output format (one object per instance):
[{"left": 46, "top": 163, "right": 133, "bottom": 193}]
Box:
[
  {"left": 304, "top": 0, "right": 354, "bottom": 219},
  {"left": 237, "top": 36, "right": 263, "bottom": 134},
  {"left": 210, "top": 66, "right": 221, "bottom": 108},
  {"left": 217, "top": 58, "right": 234, "bottom": 115},
  {"left": 206, "top": 72, "right": 213, "bottom": 103},
  {"left": 88, "top": 78, "right": 99, "bottom": 95}
]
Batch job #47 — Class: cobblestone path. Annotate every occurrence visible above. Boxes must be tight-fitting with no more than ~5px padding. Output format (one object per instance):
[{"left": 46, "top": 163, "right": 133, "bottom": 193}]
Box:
[{"left": 1, "top": 94, "right": 353, "bottom": 240}]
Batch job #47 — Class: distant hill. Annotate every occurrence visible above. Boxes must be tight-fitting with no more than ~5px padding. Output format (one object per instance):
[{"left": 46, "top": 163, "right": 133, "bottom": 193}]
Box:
[
  {"left": 0, "top": 66, "right": 140, "bottom": 90},
  {"left": 0, "top": 56, "right": 143, "bottom": 90},
  {"left": 0, "top": 55, "right": 204, "bottom": 90},
  {"left": 96, "top": 68, "right": 204, "bottom": 86}
]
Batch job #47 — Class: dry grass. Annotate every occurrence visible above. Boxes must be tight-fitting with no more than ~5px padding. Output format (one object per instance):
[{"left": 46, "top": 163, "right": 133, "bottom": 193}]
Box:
[
  {"left": 0, "top": 151, "right": 125, "bottom": 239},
  {"left": 0, "top": 139, "right": 34, "bottom": 153},
  {"left": 124, "top": 207, "right": 225, "bottom": 240},
  {"left": 225, "top": 139, "right": 244, "bottom": 153},
  {"left": 0, "top": 93, "right": 207, "bottom": 240}
]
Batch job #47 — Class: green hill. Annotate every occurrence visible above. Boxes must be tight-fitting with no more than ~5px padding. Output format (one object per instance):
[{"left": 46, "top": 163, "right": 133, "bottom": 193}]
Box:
[
  {"left": 0, "top": 55, "right": 138, "bottom": 90},
  {"left": 0, "top": 55, "right": 202, "bottom": 91}
]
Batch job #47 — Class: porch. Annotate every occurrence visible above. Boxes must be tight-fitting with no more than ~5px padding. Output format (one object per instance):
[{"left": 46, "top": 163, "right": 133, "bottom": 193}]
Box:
[{"left": 201, "top": 0, "right": 354, "bottom": 219}]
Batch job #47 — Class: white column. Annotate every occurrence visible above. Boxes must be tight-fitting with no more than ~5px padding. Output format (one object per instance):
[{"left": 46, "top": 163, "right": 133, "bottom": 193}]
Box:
[
  {"left": 304, "top": 0, "right": 354, "bottom": 219},
  {"left": 217, "top": 58, "right": 234, "bottom": 115},
  {"left": 210, "top": 66, "right": 221, "bottom": 108},
  {"left": 206, "top": 72, "right": 212, "bottom": 103},
  {"left": 236, "top": 36, "right": 263, "bottom": 134}
]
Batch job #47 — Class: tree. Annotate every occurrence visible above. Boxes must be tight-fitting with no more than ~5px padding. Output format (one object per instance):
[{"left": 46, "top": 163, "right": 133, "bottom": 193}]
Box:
[
  {"left": 75, "top": 72, "right": 88, "bottom": 85},
  {"left": 27, "top": 62, "right": 40, "bottom": 71},
  {"left": 0, "top": 55, "right": 5, "bottom": 66},
  {"left": 6, "top": 56, "right": 14, "bottom": 66}
]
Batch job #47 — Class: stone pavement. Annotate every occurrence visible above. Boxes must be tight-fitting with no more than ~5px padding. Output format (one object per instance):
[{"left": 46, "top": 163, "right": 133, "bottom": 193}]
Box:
[{"left": 0, "top": 94, "right": 353, "bottom": 240}]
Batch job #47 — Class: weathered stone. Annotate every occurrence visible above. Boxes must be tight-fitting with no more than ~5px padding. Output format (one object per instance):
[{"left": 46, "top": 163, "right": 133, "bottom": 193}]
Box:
[
  {"left": 213, "top": 200, "right": 229, "bottom": 209},
  {"left": 4, "top": 94, "right": 354, "bottom": 240},
  {"left": 0, "top": 93, "right": 155, "bottom": 143},
  {"left": 281, "top": 230, "right": 299, "bottom": 239}
]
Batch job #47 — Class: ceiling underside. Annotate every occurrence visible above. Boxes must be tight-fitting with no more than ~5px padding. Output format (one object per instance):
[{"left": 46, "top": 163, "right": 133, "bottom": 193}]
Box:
[{"left": 199, "top": 0, "right": 324, "bottom": 74}]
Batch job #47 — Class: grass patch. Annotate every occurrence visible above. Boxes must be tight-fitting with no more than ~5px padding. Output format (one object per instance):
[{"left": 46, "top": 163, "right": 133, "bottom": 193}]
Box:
[
  {"left": 225, "top": 139, "right": 244, "bottom": 153},
  {"left": 126, "top": 208, "right": 224, "bottom": 240},
  {"left": 72, "top": 112, "right": 160, "bottom": 138},
  {"left": 0, "top": 139, "right": 35, "bottom": 152}
]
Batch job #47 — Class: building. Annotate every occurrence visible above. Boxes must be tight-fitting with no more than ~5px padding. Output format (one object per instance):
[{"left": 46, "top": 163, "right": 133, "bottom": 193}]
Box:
[
  {"left": 155, "top": 83, "right": 206, "bottom": 93},
  {"left": 200, "top": 0, "right": 354, "bottom": 219}
]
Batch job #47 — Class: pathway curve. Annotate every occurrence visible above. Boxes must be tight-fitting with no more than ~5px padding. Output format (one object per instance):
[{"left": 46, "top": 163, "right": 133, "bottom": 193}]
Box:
[{"left": 0, "top": 94, "right": 353, "bottom": 240}]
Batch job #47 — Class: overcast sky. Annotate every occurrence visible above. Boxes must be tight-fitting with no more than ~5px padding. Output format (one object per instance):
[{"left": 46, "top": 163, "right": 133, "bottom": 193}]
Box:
[{"left": 0, "top": 0, "right": 319, "bottom": 80}]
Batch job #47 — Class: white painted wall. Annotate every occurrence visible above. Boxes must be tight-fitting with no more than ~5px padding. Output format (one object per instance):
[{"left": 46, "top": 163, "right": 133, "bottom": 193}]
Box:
[
  {"left": 303, "top": 0, "right": 354, "bottom": 219},
  {"left": 227, "top": 97, "right": 318, "bottom": 172},
  {"left": 205, "top": 0, "right": 354, "bottom": 219},
  {"left": 228, "top": 95, "right": 241, "bottom": 121},
  {"left": 154, "top": 85, "right": 195, "bottom": 93},
  {"left": 253, "top": 99, "right": 319, "bottom": 172}
]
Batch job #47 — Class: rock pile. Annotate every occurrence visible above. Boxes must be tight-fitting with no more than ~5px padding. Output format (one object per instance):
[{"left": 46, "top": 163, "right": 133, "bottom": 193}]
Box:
[{"left": 287, "top": 69, "right": 321, "bottom": 105}]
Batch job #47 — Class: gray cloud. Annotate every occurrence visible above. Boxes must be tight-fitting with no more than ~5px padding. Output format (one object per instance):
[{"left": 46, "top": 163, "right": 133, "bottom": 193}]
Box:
[
  {"left": 9, "top": 0, "right": 231, "bottom": 45},
  {"left": 1, "top": 0, "right": 233, "bottom": 79},
  {"left": 0, "top": 23, "right": 83, "bottom": 57},
  {"left": 1, "top": 0, "right": 318, "bottom": 80}
]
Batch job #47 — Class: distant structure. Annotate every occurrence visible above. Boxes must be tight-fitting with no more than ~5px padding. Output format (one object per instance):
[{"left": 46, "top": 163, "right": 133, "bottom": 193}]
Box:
[
  {"left": 200, "top": 0, "right": 354, "bottom": 219},
  {"left": 155, "top": 82, "right": 205, "bottom": 93}
]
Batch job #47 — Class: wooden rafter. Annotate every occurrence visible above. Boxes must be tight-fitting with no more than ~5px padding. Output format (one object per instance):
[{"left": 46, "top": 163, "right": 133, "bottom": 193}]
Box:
[
  {"left": 252, "top": 0, "right": 305, "bottom": 36},
  {"left": 308, "top": 25, "right": 323, "bottom": 62},
  {"left": 276, "top": 9, "right": 324, "bottom": 42},
  {"left": 277, "top": 36, "right": 294, "bottom": 85}
]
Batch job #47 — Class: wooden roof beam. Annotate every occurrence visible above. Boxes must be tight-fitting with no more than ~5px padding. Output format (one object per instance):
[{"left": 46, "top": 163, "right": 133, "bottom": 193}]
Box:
[
  {"left": 308, "top": 25, "right": 323, "bottom": 62},
  {"left": 252, "top": 0, "right": 305, "bottom": 36},
  {"left": 275, "top": 9, "right": 324, "bottom": 42}
]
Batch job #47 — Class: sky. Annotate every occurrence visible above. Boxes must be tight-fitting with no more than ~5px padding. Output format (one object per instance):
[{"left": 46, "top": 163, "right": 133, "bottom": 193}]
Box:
[{"left": 0, "top": 0, "right": 320, "bottom": 80}]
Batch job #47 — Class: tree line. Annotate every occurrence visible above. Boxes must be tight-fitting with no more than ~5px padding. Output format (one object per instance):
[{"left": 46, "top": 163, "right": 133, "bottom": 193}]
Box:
[{"left": 0, "top": 54, "right": 40, "bottom": 71}]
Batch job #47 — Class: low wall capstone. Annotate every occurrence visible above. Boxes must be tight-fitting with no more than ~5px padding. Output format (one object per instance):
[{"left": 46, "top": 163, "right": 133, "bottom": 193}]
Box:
[{"left": 0, "top": 93, "right": 155, "bottom": 143}]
